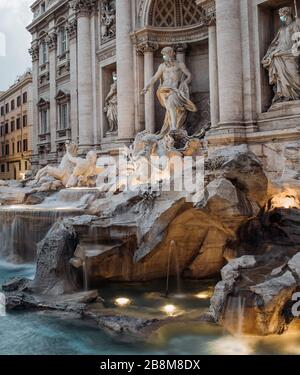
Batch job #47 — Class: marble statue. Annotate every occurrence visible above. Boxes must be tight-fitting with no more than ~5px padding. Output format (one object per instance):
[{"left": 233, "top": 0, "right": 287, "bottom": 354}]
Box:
[
  {"left": 142, "top": 46, "right": 197, "bottom": 135},
  {"left": 262, "top": 7, "right": 300, "bottom": 103},
  {"left": 104, "top": 72, "right": 118, "bottom": 133},
  {"left": 66, "top": 150, "right": 103, "bottom": 188},
  {"left": 35, "top": 141, "right": 78, "bottom": 186},
  {"left": 100, "top": 0, "right": 116, "bottom": 42}
]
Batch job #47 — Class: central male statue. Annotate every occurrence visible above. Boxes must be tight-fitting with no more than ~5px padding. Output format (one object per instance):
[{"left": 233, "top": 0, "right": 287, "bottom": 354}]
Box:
[{"left": 142, "top": 46, "right": 197, "bottom": 135}]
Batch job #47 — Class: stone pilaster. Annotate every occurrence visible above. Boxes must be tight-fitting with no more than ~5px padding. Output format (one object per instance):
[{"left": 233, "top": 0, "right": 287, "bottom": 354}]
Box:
[{"left": 116, "top": 0, "right": 135, "bottom": 141}]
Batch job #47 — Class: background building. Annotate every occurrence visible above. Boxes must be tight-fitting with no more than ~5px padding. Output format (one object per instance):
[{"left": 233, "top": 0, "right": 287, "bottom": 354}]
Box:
[
  {"left": 27, "top": 0, "right": 300, "bottom": 179},
  {"left": 0, "top": 72, "right": 33, "bottom": 180}
]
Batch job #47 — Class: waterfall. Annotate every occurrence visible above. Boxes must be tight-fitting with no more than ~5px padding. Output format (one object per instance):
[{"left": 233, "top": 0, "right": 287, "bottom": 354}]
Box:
[
  {"left": 223, "top": 295, "right": 246, "bottom": 336},
  {"left": 0, "top": 190, "right": 92, "bottom": 263},
  {"left": 165, "top": 240, "right": 181, "bottom": 297}
]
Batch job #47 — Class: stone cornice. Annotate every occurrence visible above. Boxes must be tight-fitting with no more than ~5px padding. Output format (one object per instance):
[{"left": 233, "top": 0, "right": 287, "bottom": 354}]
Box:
[
  {"left": 27, "top": 0, "right": 69, "bottom": 33},
  {"left": 131, "top": 25, "right": 208, "bottom": 47}
]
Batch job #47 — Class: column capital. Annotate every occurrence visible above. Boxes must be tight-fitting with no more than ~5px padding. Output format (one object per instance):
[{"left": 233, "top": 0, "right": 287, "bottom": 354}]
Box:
[
  {"left": 29, "top": 44, "right": 39, "bottom": 62},
  {"left": 46, "top": 32, "right": 57, "bottom": 52},
  {"left": 196, "top": 0, "right": 216, "bottom": 26},
  {"left": 70, "top": 0, "right": 98, "bottom": 17},
  {"left": 66, "top": 19, "right": 77, "bottom": 40},
  {"left": 136, "top": 41, "right": 159, "bottom": 55}
]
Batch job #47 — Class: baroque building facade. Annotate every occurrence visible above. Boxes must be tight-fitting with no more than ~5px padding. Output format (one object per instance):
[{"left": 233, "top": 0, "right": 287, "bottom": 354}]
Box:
[
  {"left": 27, "top": 0, "right": 300, "bottom": 176},
  {"left": 0, "top": 72, "right": 33, "bottom": 180}
]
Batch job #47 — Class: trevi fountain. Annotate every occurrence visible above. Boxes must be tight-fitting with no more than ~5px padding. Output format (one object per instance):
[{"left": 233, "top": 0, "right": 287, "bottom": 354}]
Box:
[{"left": 1, "top": 1, "right": 300, "bottom": 357}]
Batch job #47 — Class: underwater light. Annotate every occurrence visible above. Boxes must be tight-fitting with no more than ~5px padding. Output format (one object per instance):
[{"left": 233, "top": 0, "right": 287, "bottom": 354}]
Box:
[
  {"left": 162, "top": 304, "right": 177, "bottom": 316},
  {"left": 195, "top": 292, "right": 210, "bottom": 300},
  {"left": 114, "top": 297, "right": 131, "bottom": 307}
]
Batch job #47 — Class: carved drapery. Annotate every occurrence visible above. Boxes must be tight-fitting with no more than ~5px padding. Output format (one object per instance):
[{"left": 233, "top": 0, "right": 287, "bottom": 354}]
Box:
[{"left": 100, "top": 0, "right": 116, "bottom": 43}]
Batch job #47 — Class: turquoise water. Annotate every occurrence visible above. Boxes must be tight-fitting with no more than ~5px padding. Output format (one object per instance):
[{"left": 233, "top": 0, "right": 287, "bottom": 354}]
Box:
[{"left": 0, "top": 261, "right": 299, "bottom": 355}]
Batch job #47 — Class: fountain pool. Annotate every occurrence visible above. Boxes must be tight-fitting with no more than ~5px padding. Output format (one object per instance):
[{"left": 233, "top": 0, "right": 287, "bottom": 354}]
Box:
[{"left": 0, "top": 260, "right": 300, "bottom": 355}]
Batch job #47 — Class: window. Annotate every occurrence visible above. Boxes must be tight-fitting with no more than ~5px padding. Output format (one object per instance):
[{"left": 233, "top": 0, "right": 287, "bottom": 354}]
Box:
[
  {"left": 25, "top": 161, "right": 28, "bottom": 170},
  {"left": 11, "top": 100, "right": 15, "bottom": 110},
  {"left": 40, "top": 109, "right": 48, "bottom": 134},
  {"left": 17, "top": 96, "right": 21, "bottom": 107},
  {"left": 23, "top": 115, "right": 27, "bottom": 128},
  {"left": 1, "top": 143, "right": 4, "bottom": 156},
  {"left": 17, "top": 140, "right": 21, "bottom": 153},
  {"left": 59, "top": 28, "right": 67, "bottom": 55},
  {"left": 41, "top": 2, "right": 46, "bottom": 13},
  {"left": 5, "top": 103, "right": 9, "bottom": 113},
  {"left": 12, "top": 142, "right": 15, "bottom": 154},
  {"left": 0, "top": 107, "right": 4, "bottom": 116},
  {"left": 0, "top": 164, "right": 4, "bottom": 173},
  {"left": 16, "top": 118, "right": 21, "bottom": 130},
  {"left": 23, "top": 139, "right": 28, "bottom": 152},
  {"left": 10, "top": 120, "right": 15, "bottom": 132},
  {"left": 0, "top": 125, "right": 3, "bottom": 136},
  {"left": 5, "top": 144, "right": 9, "bottom": 155},
  {"left": 5, "top": 123, "right": 8, "bottom": 134},
  {"left": 23, "top": 92, "right": 27, "bottom": 104},
  {"left": 40, "top": 42, "right": 48, "bottom": 65},
  {"left": 59, "top": 103, "right": 68, "bottom": 130}
]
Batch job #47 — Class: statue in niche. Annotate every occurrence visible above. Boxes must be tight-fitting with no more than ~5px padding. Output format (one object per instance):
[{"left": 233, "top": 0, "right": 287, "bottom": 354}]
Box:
[
  {"left": 262, "top": 7, "right": 300, "bottom": 104},
  {"left": 100, "top": 0, "right": 116, "bottom": 42},
  {"left": 142, "top": 46, "right": 197, "bottom": 135},
  {"left": 104, "top": 71, "right": 118, "bottom": 134},
  {"left": 35, "top": 140, "right": 78, "bottom": 186}
]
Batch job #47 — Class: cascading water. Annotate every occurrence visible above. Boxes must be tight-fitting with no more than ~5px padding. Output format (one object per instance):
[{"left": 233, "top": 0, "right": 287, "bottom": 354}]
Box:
[
  {"left": 165, "top": 240, "right": 182, "bottom": 297},
  {"left": 0, "top": 189, "right": 95, "bottom": 263},
  {"left": 223, "top": 295, "right": 246, "bottom": 336}
]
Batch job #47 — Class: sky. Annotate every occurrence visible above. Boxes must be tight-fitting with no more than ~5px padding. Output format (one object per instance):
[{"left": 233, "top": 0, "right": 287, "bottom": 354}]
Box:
[{"left": 0, "top": 0, "right": 33, "bottom": 91}]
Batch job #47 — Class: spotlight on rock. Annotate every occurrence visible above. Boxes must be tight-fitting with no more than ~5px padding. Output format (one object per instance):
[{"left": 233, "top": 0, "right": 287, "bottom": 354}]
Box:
[
  {"left": 271, "top": 193, "right": 300, "bottom": 209},
  {"left": 114, "top": 297, "right": 131, "bottom": 307}
]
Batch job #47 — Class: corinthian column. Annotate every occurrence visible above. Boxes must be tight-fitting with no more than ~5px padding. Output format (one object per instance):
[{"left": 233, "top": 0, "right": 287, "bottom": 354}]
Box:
[
  {"left": 116, "top": 0, "right": 135, "bottom": 141},
  {"left": 71, "top": 0, "right": 94, "bottom": 150},
  {"left": 137, "top": 42, "right": 158, "bottom": 134},
  {"left": 215, "top": 0, "right": 243, "bottom": 128}
]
